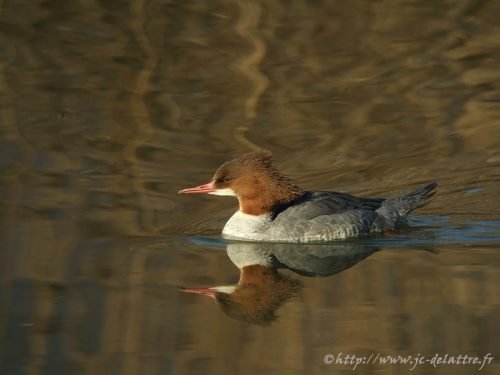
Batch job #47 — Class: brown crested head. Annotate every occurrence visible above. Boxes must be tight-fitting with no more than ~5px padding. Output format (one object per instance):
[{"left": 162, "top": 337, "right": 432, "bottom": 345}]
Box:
[{"left": 211, "top": 151, "right": 304, "bottom": 215}]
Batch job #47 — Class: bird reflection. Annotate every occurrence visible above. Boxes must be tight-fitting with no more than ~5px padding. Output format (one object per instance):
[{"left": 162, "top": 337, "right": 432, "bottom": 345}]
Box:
[
  {"left": 180, "top": 264, "right": 301, "bottom": 325},
  {"left": 179, "top": 240, "right": 380, "bottom": 325}
]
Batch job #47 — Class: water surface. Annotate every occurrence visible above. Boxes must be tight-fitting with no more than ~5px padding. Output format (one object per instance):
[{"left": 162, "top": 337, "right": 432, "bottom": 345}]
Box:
[{"left": 1, "top": 0, "right": 499, "bottom": 374}]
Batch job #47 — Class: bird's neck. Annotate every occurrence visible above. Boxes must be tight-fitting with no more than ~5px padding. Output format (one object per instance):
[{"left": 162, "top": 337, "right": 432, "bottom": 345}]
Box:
[{"left": 238, "top": 178, "right": 304, "bottom": 215}]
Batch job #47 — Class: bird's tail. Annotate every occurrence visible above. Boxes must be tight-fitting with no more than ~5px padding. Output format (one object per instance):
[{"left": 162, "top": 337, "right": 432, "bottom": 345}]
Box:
[
  {"left": 372, "top": 182, "right": 438, "bottom": 230},
  {"left": 392, "top": 181, "right": 438, "bottom": 217}
]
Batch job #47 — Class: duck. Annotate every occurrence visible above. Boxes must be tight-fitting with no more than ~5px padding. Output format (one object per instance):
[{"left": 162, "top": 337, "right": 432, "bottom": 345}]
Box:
[{"left": 179, "top": 151, "right": 437, "bottom": 243}]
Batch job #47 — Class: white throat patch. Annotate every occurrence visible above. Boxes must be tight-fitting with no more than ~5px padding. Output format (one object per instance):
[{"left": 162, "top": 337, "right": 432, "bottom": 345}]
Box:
[{"left": 209, "top": 188, "right": 237, "bottom": 196}]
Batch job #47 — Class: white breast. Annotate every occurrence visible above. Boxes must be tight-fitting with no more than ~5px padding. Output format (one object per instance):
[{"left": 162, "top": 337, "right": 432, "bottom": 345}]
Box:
[{"left": 222, "top": 211, "right": 272, "bottom": 241}]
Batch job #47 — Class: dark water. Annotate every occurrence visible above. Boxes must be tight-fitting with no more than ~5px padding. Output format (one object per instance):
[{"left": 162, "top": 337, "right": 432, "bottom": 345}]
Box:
[{"left": 1, "top": 0, "right": 499, "bottom": 374}]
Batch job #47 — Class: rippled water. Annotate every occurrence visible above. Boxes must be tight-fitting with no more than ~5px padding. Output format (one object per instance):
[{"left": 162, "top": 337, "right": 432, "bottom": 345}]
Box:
[{"left": 1, "top": 0, "right": 499, "bottom": 374}]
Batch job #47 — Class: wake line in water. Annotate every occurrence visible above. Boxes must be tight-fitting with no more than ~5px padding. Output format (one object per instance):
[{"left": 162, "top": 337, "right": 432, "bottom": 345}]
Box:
[{"left": 188, "top": 216, "right": 500, "bottom": 248}]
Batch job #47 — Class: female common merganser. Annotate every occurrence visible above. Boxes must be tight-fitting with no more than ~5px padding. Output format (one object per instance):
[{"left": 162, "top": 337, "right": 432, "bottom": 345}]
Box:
[{"left": 179, "top": 151, "right": 437, "bottom": 243}]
